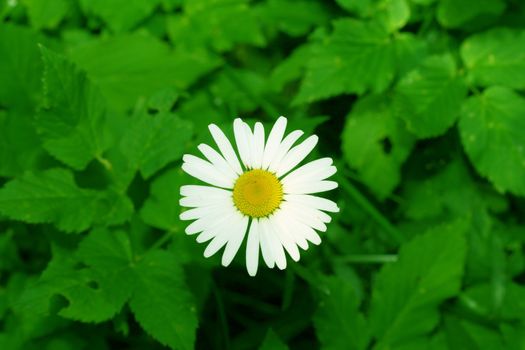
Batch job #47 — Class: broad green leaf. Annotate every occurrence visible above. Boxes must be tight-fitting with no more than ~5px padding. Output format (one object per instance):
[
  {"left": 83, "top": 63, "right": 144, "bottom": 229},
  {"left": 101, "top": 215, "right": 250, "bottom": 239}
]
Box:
[
  {"left": 140, "top": 168, "right": 186, "bottom": 231},
  {"left": 167, "top": 0, "right": 265, "bottom": 52},
  {"left": 17, "top": 244, "right": 122, "bottom": 323},
  {"left": 445, "top": 316, "right": 506, "bottom": 349},
  {"left": 459, "top": 87, "right": 525, "bottom": 196},
  {"left": 259, "top": 329, "right": 288, "bottom": 350},
  {"left": 394, "top": 55, "right": 467, "bottom": 138},
  {"left": 294, "top": 19, "right": 396, "bottom": 104},
  {"left": 270, "top": 44, "right": 312, "bottom": 92},
  {"left": 314, "top": 277, "right": 370, "bottom": 350},
  {"left": 461, "top": 28, "right": 525, "bottom": 89},
  {"left": 120, "top": 111, "right": 193, "bottom": 178},
  {"left": 257, "top": 0, "right": 330, "bottom": 37},
  {"left": 437, "top": 0, "right": 505, "bottom": 29},
  {"left": 342, "top": 95, "right": 415, "bottom": 199},
  {"left": 24, "top": 0, "right": 69, "bottom": 30},
  {"left": 38, "top": 47, "right": 109, "bottom": 170},
  {"left": 0, "top": 169, "right": 132, "bottom": 233},
  {"left": 0, "top": 24, "right": 42, "bottom": 112},
  {"left": 335, "top": 0, "right": 410, "bottom": 32},
  {"left": 79, "top": 0, "right": 161, "bottom": 32},
  {"left": 370, "top": 221, "right": 467, "bottom": 349},
  {"left": 0, "top": 110, "right": 43, "bottom": 177},
  {"left": 461, "top": 282, "right": 525, "bottom": 320},
  {"left": 130, "top": 250, "right": 198, "bottom": 350},
  {"left": 402, "top": 160, "right": 506, "bottom": 220},
  {"left": 69, "top": 33, "right": 221, "bottom": 110}
]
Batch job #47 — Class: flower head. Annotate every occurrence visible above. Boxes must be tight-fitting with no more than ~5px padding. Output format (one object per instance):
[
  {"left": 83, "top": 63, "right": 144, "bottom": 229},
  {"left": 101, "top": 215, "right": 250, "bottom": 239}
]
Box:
[{"left": 180, "top": 116, "right": 339, "bottom": 276}]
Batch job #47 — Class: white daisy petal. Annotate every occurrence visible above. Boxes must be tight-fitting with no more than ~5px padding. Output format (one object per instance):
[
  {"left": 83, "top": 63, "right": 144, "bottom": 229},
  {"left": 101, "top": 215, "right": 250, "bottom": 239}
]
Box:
[
  {"left": 283, "top": 214, "right": 310, "bottom": 250},
  {"left": 233, "top": 118, "right": 251, "bottom": 168},
  {"left": 184, "top": 203, "right": 236, "bottom": 235},
  {"left": 271, "top": 212, "right": 300, "bottom": 262},
  {"left": 284, "top": 194, "right": 339, "bottom": 213},
  {"left": 180, "top": 185, "right": 232, "bottom": 198},
  {"left": 252, "top": 122, "right": 265, "bottom": 169},
  {"left": 196, "top": 210, "right": 237, "bottom": 243},
  {"left": 284, "top": 180, "right": 338, "bottom": 194},
  {"left": 182, "top": 157, "right": 233, "bottom": 188},
  {"left": 258, "top": 218, "right": 275, "bottom": 268},
  {"left": 264, "top": 218, "right": 287, "bottom": 270},
  {"left": 275, "top": 135, "right": 319, "bottom": 178},
  {"left": 242, "top": 122, "right": 254, "bottom": 168},
  {"left": 204, "top": 213, "right": 247, "bottom": 259},
  {"left": 246, "top": 220, "right": 260, "bottom": 276},
  {"left": 209, "top": 124, "right": 243, "bottom": 174},
  {"left": 221, "top": 215, "right": 249, "bottom": 267},
  {"left": 180, "top": 204, "right": 225, "bottom": 221},
  {"left": 268, "top": 130, "right": 304, "bottom": 172},
  {"left": 282, "top": 201, "right": 327, "bottom": 232},
  {"left": 281, "top": 158, "right": 334, "bottom": 186},
  {"left": 198, "top": 143, "right": 238, "bottom": 179},
  {"left": 262, "top": 116, "right": 287, "bottom": 170}
]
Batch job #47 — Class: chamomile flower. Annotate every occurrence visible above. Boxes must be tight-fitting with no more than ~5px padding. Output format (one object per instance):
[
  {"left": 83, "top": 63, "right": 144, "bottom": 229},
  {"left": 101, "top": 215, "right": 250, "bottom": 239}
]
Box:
[{"left": 180, "top": 116, "right": 339, "bottom": 276}]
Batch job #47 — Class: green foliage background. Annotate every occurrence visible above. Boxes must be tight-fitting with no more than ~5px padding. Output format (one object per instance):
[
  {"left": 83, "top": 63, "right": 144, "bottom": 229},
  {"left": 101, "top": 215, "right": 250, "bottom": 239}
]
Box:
[{"left": 1, "top": 0, "right": 525, "bottom": 349}]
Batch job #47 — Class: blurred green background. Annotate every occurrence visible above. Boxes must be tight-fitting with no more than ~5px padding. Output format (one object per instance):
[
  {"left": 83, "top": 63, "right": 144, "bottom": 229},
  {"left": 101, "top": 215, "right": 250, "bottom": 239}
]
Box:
[{"left": 1, "top": 0, "right": 525, "bottom": 349}]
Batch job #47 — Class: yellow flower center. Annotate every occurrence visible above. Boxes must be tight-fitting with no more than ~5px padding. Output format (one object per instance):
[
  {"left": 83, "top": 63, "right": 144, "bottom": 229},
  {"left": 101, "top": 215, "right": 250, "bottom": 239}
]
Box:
[{"left": 233, "top": 169, "right": 283, "bottom": 218}]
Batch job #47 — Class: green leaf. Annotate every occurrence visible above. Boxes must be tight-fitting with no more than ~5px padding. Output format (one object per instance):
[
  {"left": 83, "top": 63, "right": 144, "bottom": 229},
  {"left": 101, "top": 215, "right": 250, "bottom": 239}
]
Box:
[
  {"left": 257, "top": 0, "right": 330, "bottom": 37},
  {"left": 0, "top": 24, "right": 43, "bottom": 112},
  {"left": 69, "top": 33, "right": 221, "bottom": 110},
  {"left": 342, "top": 94, "right": 415, "bottom": 199},
  {"left": 259, "top": 329, "right": 289, "bottom": 350},
  {"left": 437, "top": 0, "right": 506, "bottom": 29},
  {"left": 335, "top": 0, "right": 410, "bottom": 32},
  {"left": 270, "top": 44, "right": 312, "bottom": 92},
  {"left": 0, "top": 110, "right": 43, "bottom": 177},
  {"left": 130, "top": 250, "right": 198, "bottom": 350},
  {"left": 394, "top": 54, "right": 467, "bottom": 138},
  {"left": 459, "top": 86, "right": 525, "bottom": 196},
  {"left": 295, "top": 19, "right": 397, "bottom": 104},
  {"left": 370, "top": 221, "right": 467, "bottom": 349},
  {"left": 140, "top": 168, "right": 186, "bottom": 231},
  {"left": 0, "top": 169, "right": 132, "bottom": 233},
  {"left": 314, "top": 277, "right": 370, "bottom": 350},
  {"left": 24, "top": 0, "right": 69, "bottom": 30},
  {"left": 167, "top": 0, "right": 265, "bottom": 52},
  {"left": 37, "top": 46, "right": 109, "bottom": 171},
  {"left": 79, "top": 0, "right": 161, "bottom": 32},
  {"left": 121, "top": 111, "right": 193, "bottom": 178},
  {"left": 445, "top": 316, "right": 506, "bottom": 349},
  {"left": 461, "top": 28, "right": 525, "bottom": 89}
]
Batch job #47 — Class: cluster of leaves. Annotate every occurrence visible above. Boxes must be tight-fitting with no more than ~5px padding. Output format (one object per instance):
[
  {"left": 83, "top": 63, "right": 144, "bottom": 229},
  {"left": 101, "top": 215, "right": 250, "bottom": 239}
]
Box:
[{"left": 1, "top": 0, "right": 525, "bottom": 349}]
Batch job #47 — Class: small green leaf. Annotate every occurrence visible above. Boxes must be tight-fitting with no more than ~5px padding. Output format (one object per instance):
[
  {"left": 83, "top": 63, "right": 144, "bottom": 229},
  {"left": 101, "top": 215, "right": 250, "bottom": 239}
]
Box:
[
  {"left": 130, "top": 250, "right": 198, "bottom": 350},
  {"left": 461, "top": 28, "right": 525, "bottom": 89},
  {"left": 394, "top": 54, "right": 467, "bottom": 138},
  {"left": 259, "top": 329, "right": 289, "bottom": 350},
  {"left": 69, "top": 33, "right": 221, "bottom": 110},
  {"left": 437, "top": 0, "right": 506, "bottom": 29},
  {"left": 79, "top": 0, "right": 161, "bottom": 32},
  {"left": 0, "top": 24, "right": 43, "bottom": 112},
  {"left": 342, "top": 95, "right": 415, "bottom": 200},
  {"left": 121, "top": 111, "right": 193, "bottom": 178},
  {"left": 0, "top": 169, "right": 131, "bottom": 233},
  {"left": 459, "top": 86, "right": 525, "bottom": 196},
  {"left": 314, "top": 277, "right": 370, "bottom": 350},
  {"left": 370, "top": 221, "right": 467, "bottom": 348},
  {"left": 167, "top": 0, "right": 265, "bottom": 52},
  {"left": 294, "top": 19, "right": 396, "bottom": 104},
  {"left": 24, "top": 0, "right": 69, "bottom": 30},
  {"left": 140, "top": 168, "right": 186, "bottom": 231},
  {"left": 38, "top": 46, "right": 109, "bottom": 170}
]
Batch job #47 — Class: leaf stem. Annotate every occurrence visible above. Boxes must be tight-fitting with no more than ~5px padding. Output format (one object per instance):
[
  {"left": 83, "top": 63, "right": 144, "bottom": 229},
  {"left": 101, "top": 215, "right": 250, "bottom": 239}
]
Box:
[
  {"left": 335, "top": 167, "right": 405, "bottom": 245},
  {"left": 336, "top": 254, "right": 398, "bottom": 264},
  {"left": 148, "top": 230, "right": 175, "bottom": 252}
]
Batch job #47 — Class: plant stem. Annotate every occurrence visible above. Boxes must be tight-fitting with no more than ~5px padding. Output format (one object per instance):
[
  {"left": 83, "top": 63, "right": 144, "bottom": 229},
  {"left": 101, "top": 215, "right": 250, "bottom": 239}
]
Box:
[
  {"left": 335, "top": 168, "right": 405, "bottom": 245},
  {"left": 337, "top": 254, "right": 398, "bottom": 264}
]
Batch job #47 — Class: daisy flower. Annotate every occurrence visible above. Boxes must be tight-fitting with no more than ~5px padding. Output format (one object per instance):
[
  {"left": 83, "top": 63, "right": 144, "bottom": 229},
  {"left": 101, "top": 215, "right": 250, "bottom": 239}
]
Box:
[{"left": 179, "top": 116, "right": 339, "bottom": 276}]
